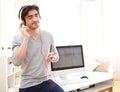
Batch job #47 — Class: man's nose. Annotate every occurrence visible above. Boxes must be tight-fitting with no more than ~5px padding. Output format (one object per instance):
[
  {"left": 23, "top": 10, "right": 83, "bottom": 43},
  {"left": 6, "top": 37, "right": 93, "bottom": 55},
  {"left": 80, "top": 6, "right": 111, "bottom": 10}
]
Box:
[{"left": 32, "top": 16, "right": 38, "bottom": 21}]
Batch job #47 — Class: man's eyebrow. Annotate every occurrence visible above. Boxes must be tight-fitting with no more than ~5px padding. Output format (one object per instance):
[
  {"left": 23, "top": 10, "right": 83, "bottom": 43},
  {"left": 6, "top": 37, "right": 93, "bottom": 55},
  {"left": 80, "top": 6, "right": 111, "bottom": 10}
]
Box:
[
  {"left": 27, "top": 12, "right": 39, "bottom": 17},
  {"left": 27, "top": 15, "right": 33, "bottom": 18}
]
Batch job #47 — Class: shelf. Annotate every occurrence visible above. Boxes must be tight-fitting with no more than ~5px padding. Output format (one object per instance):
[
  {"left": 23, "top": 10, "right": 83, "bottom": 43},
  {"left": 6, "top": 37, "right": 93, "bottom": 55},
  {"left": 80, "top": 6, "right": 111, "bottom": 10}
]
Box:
[
  {"left": 7, "top": 56, "right": 21, "bottom": 90},
  {"left": 8, "top": 87, "right": 19, "bottom": 92},
  {"left": 7, "top": 57, "right": 21, "bottom": 76},
  {"left": 8, "top": 70, "right": 21, "bottom": 77},
  {"left": 80, "top": 79, "right": 113, "bottom": 92}
]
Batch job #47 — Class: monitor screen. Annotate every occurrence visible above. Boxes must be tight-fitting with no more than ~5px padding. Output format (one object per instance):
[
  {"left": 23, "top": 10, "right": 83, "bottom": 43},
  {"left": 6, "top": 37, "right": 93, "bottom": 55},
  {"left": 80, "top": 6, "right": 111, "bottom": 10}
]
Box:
[{"left": 51, "top": 45, "right": 85, "bottom": 71}]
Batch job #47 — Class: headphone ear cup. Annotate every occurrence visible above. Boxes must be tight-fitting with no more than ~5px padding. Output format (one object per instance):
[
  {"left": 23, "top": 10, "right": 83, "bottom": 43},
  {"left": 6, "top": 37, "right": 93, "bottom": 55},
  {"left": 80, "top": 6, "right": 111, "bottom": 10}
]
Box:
[
  {"left": 18, "top": 5, "right": 27, "bottom": 25},
  {"left": 21, "top": 21, "right": 25, "bottom": 25},
  {"left": 23, "top": 21, "right": 25, "bottom": 25},
  {"left": 20, "top": 21, "right": 25, "bottom": 26}
]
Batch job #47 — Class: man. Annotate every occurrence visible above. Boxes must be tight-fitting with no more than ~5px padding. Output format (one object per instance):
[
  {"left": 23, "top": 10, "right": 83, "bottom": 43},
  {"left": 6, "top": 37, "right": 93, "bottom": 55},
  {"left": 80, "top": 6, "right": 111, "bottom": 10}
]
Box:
[{"left": 12, "top": 4, "right": 64, "bottom": 92}]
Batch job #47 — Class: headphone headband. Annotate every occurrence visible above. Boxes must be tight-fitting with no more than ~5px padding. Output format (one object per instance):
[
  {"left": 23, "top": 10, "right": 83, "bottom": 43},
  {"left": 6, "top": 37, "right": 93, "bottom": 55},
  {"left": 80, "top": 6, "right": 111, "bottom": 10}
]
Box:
[{"left": 18, "top": 5, "right": 28, "bottom": 20}]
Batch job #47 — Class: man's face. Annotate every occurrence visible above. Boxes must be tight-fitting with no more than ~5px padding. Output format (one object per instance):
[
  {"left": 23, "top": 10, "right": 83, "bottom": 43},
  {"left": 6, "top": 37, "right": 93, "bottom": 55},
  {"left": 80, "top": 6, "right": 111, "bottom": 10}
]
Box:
[{"left": 25, "top": 9, "right": 40, "bottom": 30}]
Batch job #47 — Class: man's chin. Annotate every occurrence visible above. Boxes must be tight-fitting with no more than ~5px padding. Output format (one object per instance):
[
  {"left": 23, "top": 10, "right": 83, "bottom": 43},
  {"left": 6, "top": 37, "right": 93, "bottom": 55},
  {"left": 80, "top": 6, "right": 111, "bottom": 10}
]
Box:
[{"left": 31, "top": 26, "right": 39, "bottom": 30}]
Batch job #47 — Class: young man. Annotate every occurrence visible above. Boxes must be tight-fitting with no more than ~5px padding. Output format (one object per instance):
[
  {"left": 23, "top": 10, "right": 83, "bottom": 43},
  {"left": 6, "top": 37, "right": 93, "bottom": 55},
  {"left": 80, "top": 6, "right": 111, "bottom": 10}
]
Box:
[{"left": 12, "top": 4, "right": 64, "bottom": 92}]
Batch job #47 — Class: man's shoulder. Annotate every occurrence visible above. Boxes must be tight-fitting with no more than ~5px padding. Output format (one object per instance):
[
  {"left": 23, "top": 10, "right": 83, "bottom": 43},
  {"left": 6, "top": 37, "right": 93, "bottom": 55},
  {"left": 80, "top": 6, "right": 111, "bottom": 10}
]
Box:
[
  {"left": 13, "top": 34, "right": 23, "bottom": 41},
  {"left": 41, "top": 29, "right": 53, "bottom": 37}
]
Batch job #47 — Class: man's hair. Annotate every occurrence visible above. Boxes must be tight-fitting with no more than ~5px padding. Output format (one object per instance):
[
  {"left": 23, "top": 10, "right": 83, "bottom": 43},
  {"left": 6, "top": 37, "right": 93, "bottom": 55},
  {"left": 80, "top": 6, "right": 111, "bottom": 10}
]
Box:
[{"left": 18, "top": 4, "right": 40, "bottom": 25}]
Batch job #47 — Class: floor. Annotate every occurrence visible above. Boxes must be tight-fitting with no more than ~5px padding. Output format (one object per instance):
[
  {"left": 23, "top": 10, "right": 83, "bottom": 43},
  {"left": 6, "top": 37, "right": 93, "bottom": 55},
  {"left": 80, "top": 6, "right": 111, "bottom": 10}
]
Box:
[{"left": 113, "top": 80, "right": 120, "bottom": 92}]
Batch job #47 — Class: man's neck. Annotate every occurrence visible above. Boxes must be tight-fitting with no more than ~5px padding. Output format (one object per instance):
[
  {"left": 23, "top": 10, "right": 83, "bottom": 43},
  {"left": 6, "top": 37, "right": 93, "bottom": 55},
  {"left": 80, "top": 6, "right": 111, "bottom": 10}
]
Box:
[{"left": 29, "top": 28, "right": 40, "bottom": 38}]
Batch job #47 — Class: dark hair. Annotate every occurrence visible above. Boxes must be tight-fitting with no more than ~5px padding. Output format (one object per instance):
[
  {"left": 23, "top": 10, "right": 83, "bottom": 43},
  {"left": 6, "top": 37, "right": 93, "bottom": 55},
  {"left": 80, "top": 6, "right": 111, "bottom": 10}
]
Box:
[{"left": 18, "top": 4, "right": 40, "bottom": 25}]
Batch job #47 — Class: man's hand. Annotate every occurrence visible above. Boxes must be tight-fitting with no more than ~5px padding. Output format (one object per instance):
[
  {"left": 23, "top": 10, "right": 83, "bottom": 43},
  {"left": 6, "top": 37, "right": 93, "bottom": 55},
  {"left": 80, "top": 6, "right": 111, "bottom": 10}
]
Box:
[
  {"left": 45, "top": 52, "right": 58, "bottom": 62},
  {"left": 19, "top": 22, "right": 30, "bottom": 38}
]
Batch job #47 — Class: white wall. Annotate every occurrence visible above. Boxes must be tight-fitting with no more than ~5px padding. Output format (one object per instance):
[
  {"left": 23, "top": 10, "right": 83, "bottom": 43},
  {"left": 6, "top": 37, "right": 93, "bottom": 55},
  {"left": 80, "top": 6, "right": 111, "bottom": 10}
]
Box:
[
  {"left": 81, "top": 0, "right": 103, "bottom": 61},
  {"left": 40, "top": 0, "right": 81, "bottom": 46},
  {"left": 0, "top": 0, "right": 1, "bottom": 48},
  {"left": 0, "top": 1, "right": 16, "bottom": 50},
  {"left": 103, "top": 0, "right": 120, "bottom": 80}
]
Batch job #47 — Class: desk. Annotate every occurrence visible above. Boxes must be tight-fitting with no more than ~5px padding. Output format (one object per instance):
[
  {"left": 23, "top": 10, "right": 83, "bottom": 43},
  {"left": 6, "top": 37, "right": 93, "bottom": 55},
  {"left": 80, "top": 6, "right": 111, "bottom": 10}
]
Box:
[{"left": 55, "top": 71, "right": 113, "bottom": 92}]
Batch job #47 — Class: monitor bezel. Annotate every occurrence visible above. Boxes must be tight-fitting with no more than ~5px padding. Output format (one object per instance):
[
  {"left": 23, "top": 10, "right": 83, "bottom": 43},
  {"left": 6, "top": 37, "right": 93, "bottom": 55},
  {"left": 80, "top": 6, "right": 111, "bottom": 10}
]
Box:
[{"left": 51, "top": 45, "right": 85, "bottom": 71}]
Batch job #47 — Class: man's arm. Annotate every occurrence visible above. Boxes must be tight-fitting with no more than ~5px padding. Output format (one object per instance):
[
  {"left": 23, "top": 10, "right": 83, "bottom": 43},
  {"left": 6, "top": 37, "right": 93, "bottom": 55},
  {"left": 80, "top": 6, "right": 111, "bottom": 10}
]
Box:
[
  {"left": 15, "top": 23, "right": 30, "bottom": 61},
  {"left": 12, "top": 23, "right": 30, "bottom": 66},
  {"left": 15, "top": 37, "right": 29, "bottom": 61}
]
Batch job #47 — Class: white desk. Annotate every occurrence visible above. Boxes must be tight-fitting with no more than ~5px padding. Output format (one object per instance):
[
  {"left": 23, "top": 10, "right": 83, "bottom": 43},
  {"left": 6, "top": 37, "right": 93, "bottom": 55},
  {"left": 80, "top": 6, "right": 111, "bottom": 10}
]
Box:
[{"left": 54, "top": 71, "right": 113, "bottom": 92}]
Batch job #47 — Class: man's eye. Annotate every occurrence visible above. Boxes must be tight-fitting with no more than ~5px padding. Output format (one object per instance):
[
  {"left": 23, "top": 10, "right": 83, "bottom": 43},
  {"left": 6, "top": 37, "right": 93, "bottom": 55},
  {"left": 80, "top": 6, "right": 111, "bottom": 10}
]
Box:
[
  {"left": 28, "top": 16, "right": 32, "bottom": 19},
  {"left": 35, "top": 14, "right": 39, "bottom": 17}
]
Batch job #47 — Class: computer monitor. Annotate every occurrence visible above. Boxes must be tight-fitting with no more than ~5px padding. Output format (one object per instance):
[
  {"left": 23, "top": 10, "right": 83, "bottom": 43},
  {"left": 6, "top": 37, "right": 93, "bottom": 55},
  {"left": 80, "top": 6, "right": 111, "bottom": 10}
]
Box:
[{"left": 51, "top": 45, "right": 85, "bottom": 76}]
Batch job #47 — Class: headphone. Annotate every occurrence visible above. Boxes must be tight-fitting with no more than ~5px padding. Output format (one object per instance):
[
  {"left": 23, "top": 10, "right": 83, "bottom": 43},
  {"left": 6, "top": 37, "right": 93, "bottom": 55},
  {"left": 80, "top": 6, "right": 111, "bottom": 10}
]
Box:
[{"left": 18, "top": 5, "right": 28, "bottom": 25}]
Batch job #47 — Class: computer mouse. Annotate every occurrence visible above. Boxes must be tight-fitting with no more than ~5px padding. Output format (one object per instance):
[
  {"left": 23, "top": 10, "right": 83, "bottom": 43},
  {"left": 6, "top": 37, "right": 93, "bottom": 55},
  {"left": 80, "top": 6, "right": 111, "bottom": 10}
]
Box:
[{"left": 80, "top": 76, "right": 88, "bottom": 79}]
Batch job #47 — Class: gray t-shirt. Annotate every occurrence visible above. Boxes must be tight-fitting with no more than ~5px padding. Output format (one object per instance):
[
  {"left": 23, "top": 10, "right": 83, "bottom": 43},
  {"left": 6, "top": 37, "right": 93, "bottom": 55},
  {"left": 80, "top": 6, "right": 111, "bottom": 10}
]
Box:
[{"left": 12, "top": 30, "right": 59, "bottom": 88}]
